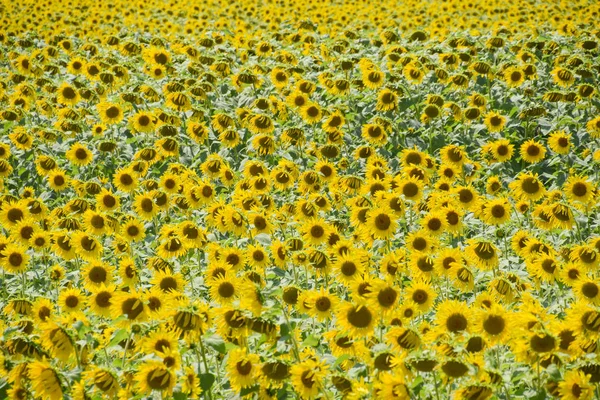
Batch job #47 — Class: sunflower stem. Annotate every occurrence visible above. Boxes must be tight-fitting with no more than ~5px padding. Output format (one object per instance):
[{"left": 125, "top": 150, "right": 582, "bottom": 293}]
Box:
[
  {"left": 432, "top": 371, "right": 442, "bottom": 400},
  {"left": 121, "top": 331, "right": 133, "bottom": 369}
]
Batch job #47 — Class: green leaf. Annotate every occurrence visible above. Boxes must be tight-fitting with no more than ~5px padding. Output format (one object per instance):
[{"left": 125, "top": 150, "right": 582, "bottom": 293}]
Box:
[
  {"left": 108, "top": 328, "right": 129, "bottom": 347},
  {"left": 302, "top": 334, "right": 319, "bottom": 347},
  {"left": 200, "top": 373, "right": 215, "bottom": 391},
  {"left": 333, "top": 354, "right": 350, "bottom": 368},
  {"left": 204, "top": 335, "right": 226, "bottom": 354},
  {"left": 240, "top": 385, "right": 260, "bottom": 396},
  {"left": 173, "top": 392, "right": 188, "bottom": 400}
]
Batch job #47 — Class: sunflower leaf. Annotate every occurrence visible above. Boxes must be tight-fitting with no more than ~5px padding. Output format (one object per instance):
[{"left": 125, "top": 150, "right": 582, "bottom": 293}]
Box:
[{"left": 199, "top": 373, "right": 215, "bottom": 391}]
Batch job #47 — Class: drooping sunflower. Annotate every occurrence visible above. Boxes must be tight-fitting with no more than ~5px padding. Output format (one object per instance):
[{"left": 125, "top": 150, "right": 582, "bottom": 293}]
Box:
[
  {"left": 135, "top": 360, "right": 176, "bottom": 396},
  {"left": 27, "top": 361, "right": 63, "bottom": 400},
  {"left": 465, "top": 239, "right": 499, "bottom": 270}
]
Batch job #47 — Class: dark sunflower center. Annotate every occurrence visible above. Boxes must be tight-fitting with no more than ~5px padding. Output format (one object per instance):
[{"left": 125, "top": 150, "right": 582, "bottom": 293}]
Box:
[
  {"left": 160, "top": 277, "right": 178, "bottom": 292},
  {"left": 582, "top": 282, "right": 599, "bottom": 299},
  {"left": 483, "top": 315, "right": 505, "bottom": 335},
  {"left": 218, "top": 282, "right": 235, "bottom": 298},
  {"left": 491, "top": 205, "right": 505, "bottom": 218},
  {"left": 106, "top": 106, "right": 120, "bottom": 119},
  {"left": 572, "top": 182, "right": 587, "bottom": 197},
  {"left": 347, "top": 305, "right": 372, "bottom": 328},
  {"left": 122, "top": 298, "right": 144, "bottom": 320},
  {"left": 65, "top": 295, "right": 79, "bottom": 308},
  {"left": 378, "top": 287, "right": 398, "bottom": 307},
  {"left": 375, "top": 214, "right": 391, "bottom": 230},
  {"left": 474, "top": 243, "right": 495, "bottom": 260},
  {"left": 529, "top": 334, "right": 556, "bottom": 353},
  {"left": 147, "top": 369, "right": 171, "bottom": 390},
  {"left": 446, "top": 313, "right": 468, "bottom": 332},
  {"left": 521, "top": 178, "right": 540, "bottom": 194},
  {"left": 95, "top": 291, "right": 112, "bottom": 308},
  {"left": 63, "top": 87, "right": 77, "bottom": 99},
  {"left": 89, "top": 266, "right": 107, "bottom": 283},
  {"left": 412, "top": 289, "right": 428, "bottom": 304}
]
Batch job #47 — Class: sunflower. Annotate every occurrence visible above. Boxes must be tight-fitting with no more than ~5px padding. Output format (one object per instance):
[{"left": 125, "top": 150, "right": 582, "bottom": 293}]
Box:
[
  {"left": 32, "top": 297, "right": 54, "bottom": 324},
  {"left": 111, "top": 290, "right": 147, "bottom": 326},
  {"left": 40, "top": 322, "right": 75, "bottom": 362},
  {"left": 336, "top": 301, "right": 376, "bottom": 338},
  {"left": 509, "top": 172, "right": 546, "bottom": 201},
  {"left": 421, "top": 210, "right": 446, "bottom": 236},
  {"left": 58, "top": 287, "right": 85, "bottom": 314},
  {"left": 361, "top": 123, "right": 387, "bottom": 146},
  {"left": 87, "top": 284, "right": 115, "bottom": 317},
  {"left": 135, "top": 360, "right": 176, "bottom": 396},
  {"left": 367, "top": 207, "right": 397, "bottom": 239},
  {"left": 117, "top": 257, "right": 138, "bottom": 287},
  {"left": 81, "top": 260, "right": 113, "bottom": 288},
  {"left": 71, "top": 231, "right": 103, "bottom": 261},
  {"left": 397, "top": 176, "right": 424, "bottom": 202},
  {"left": 586, "top": 116, "right": 600, "bottom": 138},
  {"left": 96, "top": 189, "right": 120, "bottom": 212},
  {"left": 65, "top": 143, "right": 93, "bottom": 167},
  {"left": 435, "top": 300, "right": 472, "bottom": 336},
  {"left": 0, "top": 200, "right": 28, "bottom": 228},
  {"left": 548, "top": 130, "right": 572, "bottom": 155},
  {"left": 503, "top": 66, "right": 525, "bottom": 88},
  {"left": 67, "top": 57, "right": 86, "bottom": 74},
  {"left": 129, "top": 111, "right": 156, "bottom": 133},
  {"left": 483, "top": 197, "right": 511, "bottom": 225},
  {"left": 56, "top": 82, "right": 80, "bottom": 106},
  {"left": 376, "top": 88, "right": 398, "bottom": 111},
  {"left": 208, "top": 275, "right": 241, "bottom": 305},
  {"left": 290, "top": 359, "right": 329, "bottom": 400},
  {"left": 465, "top": 239, "right": 499, "bottom": 270},
  {"left": 82, "top": 367, "right": 120, "bottom": 398},
  {"left": 302, "top": 218, "right": 331, "bottom": 246},
  {"left": 552, "top": 67, "right": 575, "bottom": 87},
  {"left": 563, "top": 175, "right": 595, "bottom": 204},
  {"left": 476, "top": 304, "right": 511, "bottom": 344},
  {"left": 97, "top": 102, "right": 124, "bottom": 125},
  {"left": 363, "top": 69, "right": 385, "bottom": 89},
  {"left": 404, "top": 63, "right": 425, "bottom": 85},
  {"left": 300, "top": 103, "right": 322, "bottom": 124},
  {"left": 520, "top": 139, "right": 546, "bottom": 163},
  {"left": 1, "top": 243, "right": 29, "bottom": 274},
  {"left": 226, "top": 349, "right": 261, "bottom": 392},
  {"left": 405, "top": 280, "right": 437, "bottom": 312},
  {"left": 119, "top": 217, "right": 145, "bottom": 242},
  {"left": 483, "top": 111, "right": 506, "bottom": 132},
  {"left": 28, "top": 361, "right": 63, "bottom": 400},
  {"left": 405, "top": 230, "right": 436, "bottom": 253},
  {"left": 133, "top": 192, "right": 159, "bottom": 220}
]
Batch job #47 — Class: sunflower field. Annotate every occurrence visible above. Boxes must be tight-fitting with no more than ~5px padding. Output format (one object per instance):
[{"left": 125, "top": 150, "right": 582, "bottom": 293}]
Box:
[{"left": 1, "top": 0, "right": 600, "bottom": 399}]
